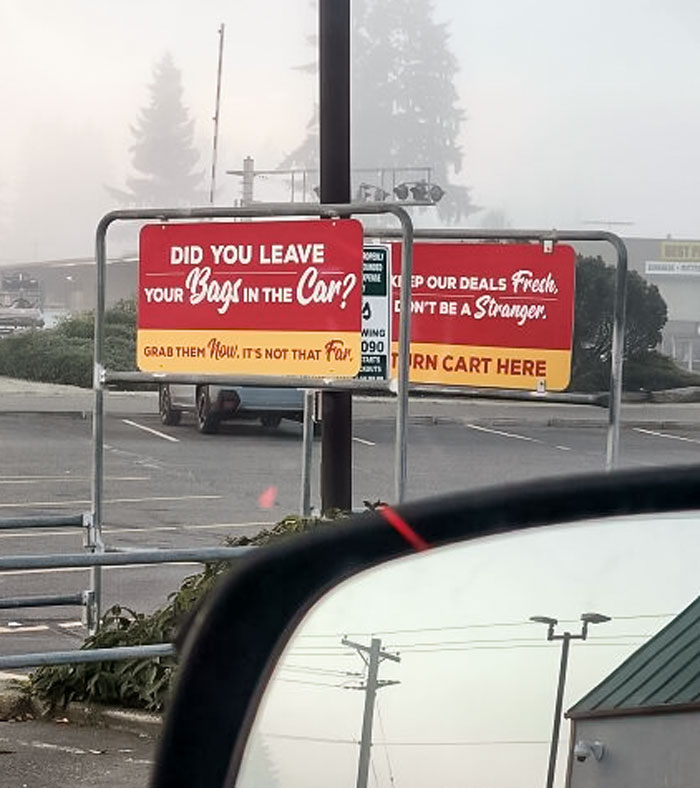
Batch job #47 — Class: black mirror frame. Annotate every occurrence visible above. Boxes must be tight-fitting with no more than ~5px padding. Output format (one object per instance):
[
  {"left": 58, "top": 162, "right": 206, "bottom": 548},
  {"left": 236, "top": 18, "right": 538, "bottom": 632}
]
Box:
[{"left": 150, "top": 465, "right": 700, "bottom": 788}]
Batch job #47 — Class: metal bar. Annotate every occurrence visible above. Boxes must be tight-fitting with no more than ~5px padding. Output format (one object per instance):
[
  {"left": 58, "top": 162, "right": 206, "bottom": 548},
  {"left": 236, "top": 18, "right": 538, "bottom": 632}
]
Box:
[
  {"left": 365, "top": 227, "right": 628, "bottom": 472},
  {"left": 0, "top": 514, "right": 85, "bottom": 530},
  {"left": 605, "top": 236, "right": 628, "bottom": 470},
  {"left": 104, "top": 371, "right": 394, "bottom": 391},
  {"left": 0, "top": 546, "right": 252, "bottom": 572},
  {"left": 300, "top": 390, "right": 315, "bottom": 516},
  {"left": 393, "top": 214, "right": 414, "bottom": 503},
  {"left": 0, "top": 594, "right": 83, "bottom": 610},
  {"left": 208, "top": 23, "right": 225, "bottom": 205},
  {"left": 94, "top": 214, "right": 110, "bottom": 630},
  {"left": 0, "top": 643, "right": 176, "bottom": 670}
]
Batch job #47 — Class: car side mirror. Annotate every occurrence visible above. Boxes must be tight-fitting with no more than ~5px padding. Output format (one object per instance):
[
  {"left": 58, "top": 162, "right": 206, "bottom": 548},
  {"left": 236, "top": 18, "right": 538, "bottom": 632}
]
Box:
[{"left": 149, "top": 465, "right": 700, "bottom": 788}]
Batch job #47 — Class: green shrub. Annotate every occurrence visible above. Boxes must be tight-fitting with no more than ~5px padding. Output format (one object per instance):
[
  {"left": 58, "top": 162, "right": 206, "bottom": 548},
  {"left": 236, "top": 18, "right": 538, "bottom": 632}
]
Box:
[
  {"left": 29, "top": 513, "right": 345, "bottom": 713},
  {"left": 0, "top": 298, "right": 137, "bottom": 387}
]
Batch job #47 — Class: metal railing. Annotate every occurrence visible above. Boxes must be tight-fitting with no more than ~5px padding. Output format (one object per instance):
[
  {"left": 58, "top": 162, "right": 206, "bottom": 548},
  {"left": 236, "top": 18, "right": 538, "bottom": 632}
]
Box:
[{"left": 0, "top": 545, "right": 252, "bottom": 669}]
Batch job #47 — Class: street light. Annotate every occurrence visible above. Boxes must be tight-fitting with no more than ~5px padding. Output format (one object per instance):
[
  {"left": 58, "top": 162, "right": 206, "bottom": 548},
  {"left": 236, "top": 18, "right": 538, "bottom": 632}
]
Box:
[{"left": 530, "top": 612, "right": 611, "bottom": 788}]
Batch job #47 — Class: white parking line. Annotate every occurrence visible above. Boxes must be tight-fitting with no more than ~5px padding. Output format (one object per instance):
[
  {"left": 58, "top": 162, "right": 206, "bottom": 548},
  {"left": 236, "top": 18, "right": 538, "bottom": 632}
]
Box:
[
  {"left": 634, "top": 427, "right": 700, "bottom": 445},
  {"left": 122, "top": 419, "right": 180, "bottom": 443},
  {"left": 465, "top": 423, "right": 539, "bottom": 442},
  {"left": 465, "top": 423, "right": 573, "bottom": 452},
  {"left": 0, "top": 521, "right": 275, "bottom": 540},
  {"left": 0, "top": 624, "right": 49, "bottom": 634},
  {"left": 0, "top": 476, "right": 149, "bottom": 484},
  {"left": 352, "top": 436, "right": 376, "bottom": 446},
  {"left": 0, "top": 494, "right": 222, "bottom": 509}
]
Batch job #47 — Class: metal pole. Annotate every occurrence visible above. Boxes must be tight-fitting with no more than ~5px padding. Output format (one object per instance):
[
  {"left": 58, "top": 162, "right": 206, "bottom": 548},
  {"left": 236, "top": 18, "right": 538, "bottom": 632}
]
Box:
[
  {"left": 394, "top": 217, "right": 414, "bottom": 503},
  {"left": 319, "top": 0, "right": 353, "bottom": 514},
  {"left": 91, "top": 217, "right": 111, "bottom": 631},
  {"left": 606, "top": 236, "right": 628, "bottom": 470},
  {"left": 300, "top": 390, "right": 315, "bottom": 516},
  {"left": 209, "top": 23, "right": 225, "bottom": 205},
  {"left": 545, "top": 634, "right": 571, "bottom": 788},
  {"left": 356, "top": 638, "right": 381, "bottom": 788}
]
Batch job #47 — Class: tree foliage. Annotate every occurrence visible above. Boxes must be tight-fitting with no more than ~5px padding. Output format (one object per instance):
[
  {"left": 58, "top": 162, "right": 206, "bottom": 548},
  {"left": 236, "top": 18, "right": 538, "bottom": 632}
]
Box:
[
  {"left": 282, "top": 0, "right": 474, "bottom": 222},
  {"left": 109, "top": 53, "right": 204, "bottom": 207},
  {"left": 570, "top": 256, "right": 669, "bottom": 390}
]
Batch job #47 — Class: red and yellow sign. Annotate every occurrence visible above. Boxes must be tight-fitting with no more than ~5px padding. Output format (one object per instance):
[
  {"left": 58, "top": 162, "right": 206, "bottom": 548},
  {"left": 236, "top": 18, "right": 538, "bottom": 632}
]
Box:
[
  {"left": 138, "top": 220, "right": 363, "bottom": 377},
  {"left": 390, "top": 243, "right": 576, "bottom": 390}
]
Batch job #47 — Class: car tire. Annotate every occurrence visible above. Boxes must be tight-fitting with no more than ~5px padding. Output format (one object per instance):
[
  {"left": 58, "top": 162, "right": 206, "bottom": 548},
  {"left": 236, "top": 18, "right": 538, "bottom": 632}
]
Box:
[
  {"left": 159, "top": 385, "right": 182, "bottom": 426},
  {"left": 260, "top": 415, "right": 282, "bottom": 429},
  {"left": 196, "top": 386, "right": 219, "bottom": 434}
]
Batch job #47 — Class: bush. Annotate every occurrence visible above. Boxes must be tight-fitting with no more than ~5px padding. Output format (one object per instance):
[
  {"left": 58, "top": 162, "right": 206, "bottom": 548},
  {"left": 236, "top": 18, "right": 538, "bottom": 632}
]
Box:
[
  {"left": 29, "top": 513, "right": 345, "bottom": 713},
  {"left": 0, "top": 299, "right": 137, "bottom": 387}
]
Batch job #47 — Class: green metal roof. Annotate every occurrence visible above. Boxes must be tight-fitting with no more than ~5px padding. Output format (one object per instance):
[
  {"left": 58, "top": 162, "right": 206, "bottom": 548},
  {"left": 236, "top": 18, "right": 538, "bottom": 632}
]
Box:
[{"left": 568, "top": 595, "right": 700, "bottom": 719}]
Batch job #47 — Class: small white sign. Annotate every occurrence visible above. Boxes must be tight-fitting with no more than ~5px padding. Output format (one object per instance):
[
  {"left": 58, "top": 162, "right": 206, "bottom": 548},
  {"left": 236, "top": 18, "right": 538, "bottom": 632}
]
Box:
[{"left": 359, "top": 245, "right": 392, "bottom": 380}]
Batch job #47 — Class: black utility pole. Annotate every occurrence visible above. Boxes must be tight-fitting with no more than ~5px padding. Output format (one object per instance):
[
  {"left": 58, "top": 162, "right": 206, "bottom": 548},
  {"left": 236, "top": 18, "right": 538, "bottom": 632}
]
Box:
[{"left": 319, "top": 0, "right": 353, "bottom": 513}]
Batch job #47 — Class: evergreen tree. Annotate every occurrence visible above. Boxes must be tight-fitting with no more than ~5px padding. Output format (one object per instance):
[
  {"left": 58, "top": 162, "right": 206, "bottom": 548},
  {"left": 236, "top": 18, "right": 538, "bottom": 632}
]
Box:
[
  {"left": 109, "top": 53, "right": 204, "bottom": 206},
  {"left": 281, "top": 0, "right": 474, "bottom": 223}
]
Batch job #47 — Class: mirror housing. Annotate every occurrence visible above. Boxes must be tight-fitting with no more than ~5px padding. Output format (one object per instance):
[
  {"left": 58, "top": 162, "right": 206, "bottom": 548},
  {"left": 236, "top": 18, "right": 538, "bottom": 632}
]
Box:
[{"left": 149, "top": 465, "right": 700, "bottom": 788}]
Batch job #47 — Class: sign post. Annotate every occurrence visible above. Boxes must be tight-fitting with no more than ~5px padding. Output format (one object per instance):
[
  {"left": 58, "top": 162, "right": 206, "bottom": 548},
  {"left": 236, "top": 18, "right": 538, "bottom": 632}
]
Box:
[{"left": 319, "top": 0, "right": 353, "bottom": 514}]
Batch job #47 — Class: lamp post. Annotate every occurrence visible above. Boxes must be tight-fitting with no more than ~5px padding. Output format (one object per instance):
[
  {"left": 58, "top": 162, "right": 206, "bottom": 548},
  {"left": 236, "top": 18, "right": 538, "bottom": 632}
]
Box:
[{"left": 530, "top": 612, "right": 611, "bottom": 788}]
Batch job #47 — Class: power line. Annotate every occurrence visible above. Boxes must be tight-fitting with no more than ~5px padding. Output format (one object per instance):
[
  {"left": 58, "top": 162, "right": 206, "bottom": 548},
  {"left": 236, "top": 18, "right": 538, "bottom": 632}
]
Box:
[
  {"left": 264, "top": 732, "right": 358, "bottom": 745},
  {"left": 291, "top": 612, "right": 674, "bottom": 640},
  {"left": 261, "top": 731, "right": 549, "bottom": 747},
  {"left": 376, "top": 700, "right": 397, "bottom": 788},
  {"left": 276, "top": 678, "right": 350, "bottom": 688},
  {"left": 279, "top": 664, "right": 361, "bottom": 677},
  {"left": 286, "top": 640, "right": 647, "bottom": 657}
]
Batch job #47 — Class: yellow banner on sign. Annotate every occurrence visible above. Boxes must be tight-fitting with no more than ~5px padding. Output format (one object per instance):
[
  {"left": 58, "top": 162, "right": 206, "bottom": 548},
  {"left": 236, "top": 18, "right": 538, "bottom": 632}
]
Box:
[
  {"left": 138, "top": 330, "right": 361, "bottom": 377},
  {"left": 390, "top": 342, "right": 572, "bottom": 391}
]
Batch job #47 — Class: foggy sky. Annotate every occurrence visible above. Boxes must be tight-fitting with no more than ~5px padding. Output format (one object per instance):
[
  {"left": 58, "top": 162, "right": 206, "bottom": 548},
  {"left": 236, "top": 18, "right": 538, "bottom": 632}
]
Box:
[{"left": 2, "top": 0, "right": 700, "bottom": 263}]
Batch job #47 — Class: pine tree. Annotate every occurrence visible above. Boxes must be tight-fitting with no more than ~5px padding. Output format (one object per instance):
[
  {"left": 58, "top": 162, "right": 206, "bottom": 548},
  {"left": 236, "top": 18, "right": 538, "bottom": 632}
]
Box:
[
  {"left": 281, "top": 0, "right": 474, "bottom": 223},
  {"left": 109, "top": 53, "right": 204, "bottom": 206}
]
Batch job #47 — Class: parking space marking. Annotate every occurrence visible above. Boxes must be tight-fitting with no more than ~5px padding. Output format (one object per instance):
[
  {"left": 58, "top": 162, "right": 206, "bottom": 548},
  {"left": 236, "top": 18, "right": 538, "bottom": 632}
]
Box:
[
  {"left": 122, "top": 419, "right": 180, "bottom": 443},
  {"left": 0, "top": 476, "right": 149, "bottom": 485},
  {"left": 353, "top": 436, "right": 376, "bottom": 446},
  {"left": 465, "top": 423, "right": 573, "bottom": 452},
  {"left": 0, "top": 520, "right": 275, "bottom": 540},
  {"left": 0, "top": 624, "right": 49, "bottom": 634},
  {"left": 0, "top": 494, "right": 222, "bottom": 509},
  {"left": 634, "top": 427, "right": 700, "bottom": 445},
  {"left": 465, "top": 423, "right": 539, "bottom": 443}
]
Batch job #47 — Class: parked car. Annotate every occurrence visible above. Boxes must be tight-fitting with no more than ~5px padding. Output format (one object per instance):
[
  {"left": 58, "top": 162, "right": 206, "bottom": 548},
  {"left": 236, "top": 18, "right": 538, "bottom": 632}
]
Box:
[{"left": 158, "top": 383, "right": 313, "bottom": 434}]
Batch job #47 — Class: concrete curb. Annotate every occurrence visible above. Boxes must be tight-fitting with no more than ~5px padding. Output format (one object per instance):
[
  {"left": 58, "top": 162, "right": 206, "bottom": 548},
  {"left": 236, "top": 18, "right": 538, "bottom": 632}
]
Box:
[{"left": 0, "top": 678, "right": 161, "bottom": 738}]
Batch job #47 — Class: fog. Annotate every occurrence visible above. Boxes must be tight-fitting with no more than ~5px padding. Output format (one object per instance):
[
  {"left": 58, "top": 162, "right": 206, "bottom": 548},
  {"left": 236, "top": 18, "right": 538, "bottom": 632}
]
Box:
[{"left": 2, "top": 0, "right": 700, "bottom": 263}]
